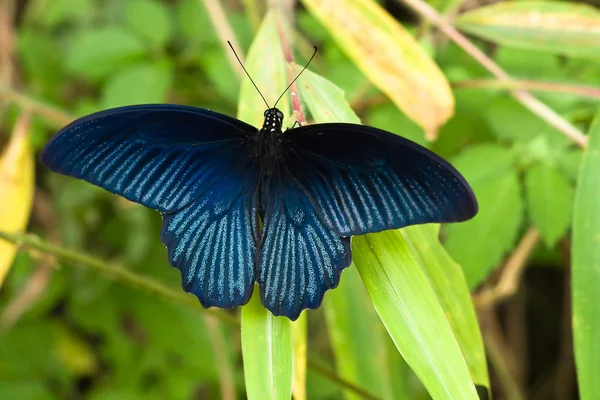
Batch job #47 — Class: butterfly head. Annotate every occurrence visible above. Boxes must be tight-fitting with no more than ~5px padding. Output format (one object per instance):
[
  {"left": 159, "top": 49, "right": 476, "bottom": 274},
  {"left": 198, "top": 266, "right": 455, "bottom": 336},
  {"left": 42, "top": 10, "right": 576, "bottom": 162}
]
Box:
[{"left": 262, "top": 108, "right": 284, "bottom": 133}]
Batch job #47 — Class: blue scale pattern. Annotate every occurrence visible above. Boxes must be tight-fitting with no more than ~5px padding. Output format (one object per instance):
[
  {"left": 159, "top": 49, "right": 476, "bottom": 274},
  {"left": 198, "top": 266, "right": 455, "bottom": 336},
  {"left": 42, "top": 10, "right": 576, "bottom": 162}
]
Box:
[
  {"left": 40, "top": 105, "right": 256, "bottom": 213},
  {"left": 258, "top": 163, "right": 351, "bottom": 320},
  {"left": 160, "top": 163, "right": 259, "bottom": 308},
  {"left": 284, "top": 123, "right": 478, "bottom": 236}
]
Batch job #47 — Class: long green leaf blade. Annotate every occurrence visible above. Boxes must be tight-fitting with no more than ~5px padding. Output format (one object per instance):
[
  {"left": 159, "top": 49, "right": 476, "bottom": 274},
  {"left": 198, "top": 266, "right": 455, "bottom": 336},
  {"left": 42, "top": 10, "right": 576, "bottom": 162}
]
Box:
[
  {"left": 455, "top": 1, "right": 600, "bottom": 59},
  {"left": 572, "top": 109, "right": 600, "bottom": 399},
  {"left": 401, "top": 225, "right": 489, "bottom": 392},
  {"left": 354, "top": 232, "right": 478, "bottom": 399},
  {"left": 325, "top": 266, "right": 401, "bottom": 399},
  {"left": 242, "top": 290, "right": 293, "bottom": 399}
]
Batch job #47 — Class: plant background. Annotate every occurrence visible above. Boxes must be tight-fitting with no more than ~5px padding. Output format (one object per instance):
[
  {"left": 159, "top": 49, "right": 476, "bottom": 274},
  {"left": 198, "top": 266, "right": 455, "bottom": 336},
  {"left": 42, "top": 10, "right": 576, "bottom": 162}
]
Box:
[{"left": 0, "top": 0, "right": 599, "bottom": 399}]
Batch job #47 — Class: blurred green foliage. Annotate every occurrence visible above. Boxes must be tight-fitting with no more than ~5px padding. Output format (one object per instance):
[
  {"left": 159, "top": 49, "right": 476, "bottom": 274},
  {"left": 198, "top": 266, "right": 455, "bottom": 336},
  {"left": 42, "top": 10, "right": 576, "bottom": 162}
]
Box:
[{"left": 1, "top": 0, "right": 599, "bottom": 398}]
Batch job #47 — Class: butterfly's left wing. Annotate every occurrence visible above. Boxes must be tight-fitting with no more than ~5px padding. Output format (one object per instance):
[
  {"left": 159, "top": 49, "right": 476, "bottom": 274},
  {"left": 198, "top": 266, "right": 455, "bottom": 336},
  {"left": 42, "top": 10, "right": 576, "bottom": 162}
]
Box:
[
  {"left": 41, "top": 104, "right": 261, "bottom": 309},
  {"left": 282, "top": 123, "right": 478, "bottom": 236},
  {"left": 258, "top": 161, "right": 352, "bottom": 320}
]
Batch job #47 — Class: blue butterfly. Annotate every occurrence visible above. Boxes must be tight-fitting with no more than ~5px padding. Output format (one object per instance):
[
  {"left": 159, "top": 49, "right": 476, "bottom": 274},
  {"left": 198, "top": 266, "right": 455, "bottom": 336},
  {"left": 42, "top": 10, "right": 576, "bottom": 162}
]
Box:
[{"left": 40, "top": 102, "right": 477, "bottom": 320}]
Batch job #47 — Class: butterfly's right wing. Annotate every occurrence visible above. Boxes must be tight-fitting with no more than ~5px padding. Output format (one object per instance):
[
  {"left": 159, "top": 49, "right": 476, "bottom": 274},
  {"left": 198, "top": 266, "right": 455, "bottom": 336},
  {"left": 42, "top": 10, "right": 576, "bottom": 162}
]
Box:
[
  {"left": 160, "top": 156, "right": 260, "bottom": 309},
  {"left": 41, "top": 104, "right": 258, "bottom": 213},
  {"left": 258, "top": 161, "right": 352, "bottom": 320},
  {"left": 42, "top": 104, "right": 261, "bottom": 309}
]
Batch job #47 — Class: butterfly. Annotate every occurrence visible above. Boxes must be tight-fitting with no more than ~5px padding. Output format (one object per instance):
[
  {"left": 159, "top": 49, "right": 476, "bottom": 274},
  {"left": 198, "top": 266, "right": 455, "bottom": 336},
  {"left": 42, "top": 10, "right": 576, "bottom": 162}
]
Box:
[
  {"left": 40, "top": 102, "right": 477, "bottom": 320},
  {"left": 40, "top": 43, "right": 477, "bottom": 320}
]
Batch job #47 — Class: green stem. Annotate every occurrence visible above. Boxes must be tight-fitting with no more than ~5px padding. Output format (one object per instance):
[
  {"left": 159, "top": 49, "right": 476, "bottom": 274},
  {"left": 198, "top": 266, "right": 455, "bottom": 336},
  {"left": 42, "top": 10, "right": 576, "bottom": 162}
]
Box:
[
  {"left": 0, "top": 85, "right": 73, "bottom": 126},
  {"left": 395, "top": 0, "right": 588, "bottom": 148},
  {"left": 0, "top": 230, "right": 380, "bottom": 400},
  {"left": 0, "top": 230, "right": 238, "bottom": 326},
  {"left": 306, "top": 358, "right": 382, "bottom": 400},
  {"left": 453, "top": 79, "right": 600, "bottom": 100},
  {"left": 201, "top": 0, "right": 245, "bottom": 78}
]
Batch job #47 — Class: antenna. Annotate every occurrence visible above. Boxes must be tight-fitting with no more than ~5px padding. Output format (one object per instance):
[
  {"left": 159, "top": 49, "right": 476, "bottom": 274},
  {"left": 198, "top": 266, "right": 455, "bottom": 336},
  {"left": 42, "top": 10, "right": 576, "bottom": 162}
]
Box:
[
  {"left": 273, "top": 46, "right": 318, "bottom": 109},
  {"left": 227, "top": 41, "right": 270, "bottom": 109}
]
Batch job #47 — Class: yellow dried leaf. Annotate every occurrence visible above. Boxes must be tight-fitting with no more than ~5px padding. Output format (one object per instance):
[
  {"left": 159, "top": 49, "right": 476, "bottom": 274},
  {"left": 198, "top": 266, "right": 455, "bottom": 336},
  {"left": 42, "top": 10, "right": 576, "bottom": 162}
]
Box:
[
  {"left": 0, "top": 114, "right": 35, "bottom": 287},
  {"left": 301, "top": 0, "right": 454, "bottom": 138}
]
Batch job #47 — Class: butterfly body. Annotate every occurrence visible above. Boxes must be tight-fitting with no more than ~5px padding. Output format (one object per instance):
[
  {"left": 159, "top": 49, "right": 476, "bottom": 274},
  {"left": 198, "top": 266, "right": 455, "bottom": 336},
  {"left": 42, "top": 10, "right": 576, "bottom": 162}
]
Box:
[
  {"left": 41, "top": 104, "right": 477, "bottom": 320},
  {"left": 255, "top": 108, "right": 285, "bottom": 175}
]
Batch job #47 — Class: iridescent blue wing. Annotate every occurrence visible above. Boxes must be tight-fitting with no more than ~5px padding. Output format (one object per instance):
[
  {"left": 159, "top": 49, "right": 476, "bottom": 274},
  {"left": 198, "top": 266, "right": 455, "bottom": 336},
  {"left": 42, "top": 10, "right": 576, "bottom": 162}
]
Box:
[
  {"left": 41, "top": 104, "right": 261, "bottom": 309},
  {"left": 40, "top": 104, "right": 258, "bottom": 213},
  {"left": 258, "top": 161, "right": 352, "bottom": 320},
  {"left": 160, "top": 157, "right": 260, "bottom": 309},
  {"left": 283, "top": 123, "right": 478, "bottom": 236}
]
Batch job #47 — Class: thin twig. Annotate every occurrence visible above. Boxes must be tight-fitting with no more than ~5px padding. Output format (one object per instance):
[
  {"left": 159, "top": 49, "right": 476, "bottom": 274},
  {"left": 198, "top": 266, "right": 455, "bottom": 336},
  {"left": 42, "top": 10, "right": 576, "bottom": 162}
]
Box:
[
  {"left": 276, "top": 16, "right": 307, "bottom": 125},
  {"left": 0, "top": 85, "right": 73, "bottom": 126},
  {"left": 395, "top": 0, "right": 588, "bottom": 148},
  {"left": 0, "top": 0, "right": 15, "bottom": 93},
  {"left": 205, "top": 316, "right": 238, "bottom": 400},
  {"left": 554, "top": 254, "right": 575, "bottom": 400},
  {"left": 241, "top": 0, "right": 264, "bottom": 32},
  {"left": 505, "top": 292, "right": 528, "bottom": 389},
  {"left": 0, "top": 230, "right": 239, "bottom": 326},
  {"left": 479, "top": 309, "right": 526, "bottom": 400},
  {"left": 201, "top": 0, "right": 245, "bottom": 78},
  {"left": 475, "top": 228, "right": 540, "bottom": 308},
  {"left": 1, "top": 191, "right": 59, "bottom": 331},
  {"left": 453, "top": 79, "right": 600, "bottom": 101},
  {"left": 0, "top": 230, "right": 381, "bottom": 400},
  {"left": 306, "top": 359, "right": 382, "bottom": 400}
]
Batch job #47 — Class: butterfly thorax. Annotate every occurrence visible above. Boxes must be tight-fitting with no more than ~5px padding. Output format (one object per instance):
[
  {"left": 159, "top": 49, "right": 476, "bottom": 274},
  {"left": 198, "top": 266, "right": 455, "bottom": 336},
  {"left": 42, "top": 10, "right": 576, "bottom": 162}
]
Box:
[{"left": 256, "top": 108, "right": 285, "bottom": 171}]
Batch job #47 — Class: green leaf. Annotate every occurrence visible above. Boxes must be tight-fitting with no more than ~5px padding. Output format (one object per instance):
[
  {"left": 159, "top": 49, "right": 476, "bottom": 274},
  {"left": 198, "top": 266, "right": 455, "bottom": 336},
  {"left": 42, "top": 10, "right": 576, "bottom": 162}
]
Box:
[
  {"left": 428, "top": 0, "right": 465, "bottom": 15},
  {"left": 124, "top": 0, "right": 173, "bottom": 47},
  {"left": 34, "top": 0, "right": 93, "bottom": 28},
  {"left": 66, "top": 27, "right": 146, "bottom": 80},
  {"left": 492, "top": 48, "right": 578, "bottom": 111},
  {"left": 366, "top": 104, "right": 428, "bottom": 148},
  {"left": 525, "top": 164, "right": 574, "bottom": 247},
  {"left": 572, "top": 109, "right": 600, "bottom": 399},
  {"left": 0, "top": 320, "right": 68, "bottom": 383},
  {"left": 433, "top": 90, "right": 497, "bottom": 157},
  {"left": 557, "top": 148, "right": 583, "bottom": 182},
  {"left": 486, "top": 97, "right": 568, "bottom": 143},
  {"left": 445, "top": 167, "right": 523, "bottom": 288},
  {"left": 17, "top": 30, "right": 65, "bottom": 90},
  {"left": 447, "top": 143, "right": 516, "bottom": 184},
  {"left": 354, "top": 232, "right": 479, "bottom": 399},
  {"left": 325, "top": 266, "right": 402, "bottom": 399},
  {"left": 401, "top": 225, "right": 489, "bottom": 392},
  {"left": 296, "top": 67, "right": 360, "bottom": 124},
  {"left": 0, "top": 381, "right": 55, "bottom": 400},
  {"left": 241, "top": 290, "right": 293, "bottom": 400},
  {"left": 455, "top": 1, "right": 600, "bottom": 59},
  {"left": 176, "top": 0, "right": 216, "bottom": 45},
  {"left": 101, "top": 62, "right": 172, "bottom": 108}
]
